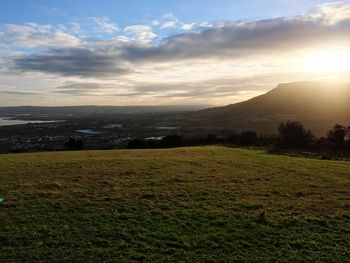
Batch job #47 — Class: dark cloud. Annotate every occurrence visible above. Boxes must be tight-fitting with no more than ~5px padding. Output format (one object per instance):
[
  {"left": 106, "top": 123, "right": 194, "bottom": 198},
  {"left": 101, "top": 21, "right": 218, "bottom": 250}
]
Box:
[
  {"left": 123, "top": 17, "right": 350, "bottom": 62},
  {"left": 15, "top": 48, "right": 132, "bottom": 77}
]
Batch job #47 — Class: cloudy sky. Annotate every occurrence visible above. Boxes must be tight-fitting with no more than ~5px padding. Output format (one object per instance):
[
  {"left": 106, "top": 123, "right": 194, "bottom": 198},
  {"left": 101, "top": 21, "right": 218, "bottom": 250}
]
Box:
[{"left": 1, "top": 0, "right": 350, "bottom": 106}]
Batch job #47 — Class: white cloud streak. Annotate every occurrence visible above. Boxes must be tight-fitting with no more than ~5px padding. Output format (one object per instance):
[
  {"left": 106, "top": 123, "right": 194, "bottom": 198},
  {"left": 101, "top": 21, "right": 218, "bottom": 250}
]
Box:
[
  {"left": 161, "top": 21, "right": 177, "bottom": 29},
  {"left": 89, "top": 17, "right": 119, "bottom": 34},
  {"left": 0, "top": 23, "right": 81, "bottom": 48},
  {"left": 124, "top": 25, "right": 157, "bottom": 41}
]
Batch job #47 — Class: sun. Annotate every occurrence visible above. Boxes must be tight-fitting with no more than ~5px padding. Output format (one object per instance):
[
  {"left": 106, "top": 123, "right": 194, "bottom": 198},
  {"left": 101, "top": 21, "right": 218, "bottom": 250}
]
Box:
[{"left": 304, "top": 49, "right": 350, "bottom": 73}]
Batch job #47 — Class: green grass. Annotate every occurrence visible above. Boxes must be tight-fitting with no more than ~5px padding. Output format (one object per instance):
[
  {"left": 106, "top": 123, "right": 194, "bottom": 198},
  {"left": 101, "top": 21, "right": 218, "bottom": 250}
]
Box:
[{"left": 1, "top": 146, "right": 350, "bottom": 262}]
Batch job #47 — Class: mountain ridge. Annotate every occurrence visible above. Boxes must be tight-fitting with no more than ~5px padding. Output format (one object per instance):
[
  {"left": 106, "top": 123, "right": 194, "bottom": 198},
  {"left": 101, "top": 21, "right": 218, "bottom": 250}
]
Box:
[{"left": 196, "top": 81, "right": 350, "bottom": 135}]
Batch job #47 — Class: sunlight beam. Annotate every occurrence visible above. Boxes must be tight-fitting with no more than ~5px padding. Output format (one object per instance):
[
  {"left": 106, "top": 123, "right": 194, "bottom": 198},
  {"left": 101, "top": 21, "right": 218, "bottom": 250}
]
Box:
[{"left": 305, "top": 49, "right": 350, "bottom": 73}]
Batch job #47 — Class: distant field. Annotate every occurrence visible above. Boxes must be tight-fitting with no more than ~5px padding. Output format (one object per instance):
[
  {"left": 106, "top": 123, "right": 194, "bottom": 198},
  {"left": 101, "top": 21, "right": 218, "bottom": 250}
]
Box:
[{"left": 1, "top": 146, "right": 350, "bottom": 262}]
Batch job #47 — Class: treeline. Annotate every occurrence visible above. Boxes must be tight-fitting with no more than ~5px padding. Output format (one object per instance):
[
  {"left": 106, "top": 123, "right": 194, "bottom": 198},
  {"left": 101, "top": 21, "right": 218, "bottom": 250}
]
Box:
[
  {"left": 127, "top": 135, "right": 183, "bottom": 149},
  {"left": 127, "top": 131, "right": 269, "bottom": 149},
  {"left": 277, "top": 121, "right": 350, "bottom": 150},
  {"left": 127, "top": 121, "right": 350, "bottom": 152}
]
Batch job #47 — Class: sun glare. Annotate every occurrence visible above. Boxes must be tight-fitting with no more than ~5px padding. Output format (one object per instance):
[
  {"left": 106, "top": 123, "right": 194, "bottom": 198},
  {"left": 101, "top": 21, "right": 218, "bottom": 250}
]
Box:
[{"left": 305, "top": 49, "right": 350, "bottom": 73}]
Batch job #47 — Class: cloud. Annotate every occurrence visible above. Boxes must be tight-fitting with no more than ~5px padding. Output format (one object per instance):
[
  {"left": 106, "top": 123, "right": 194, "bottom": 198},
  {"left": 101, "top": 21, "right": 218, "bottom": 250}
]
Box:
[
  {"left": 0, "top": 57, "right": 7, "bottom": 72},
  {"left": 181, "top": 23, "right": 195, "bottom": 30},
  {"left": 0, "top": 23, "right": 80, "bottom": 48},
  {"left": 123, "top": 14, "right": 350, "bottom": 63},
  {"left": 130, "top": 74, "right": 281, "bottom": 99},
  {"left": 53, "top": 83, "right": 111, "bottom": 96},
  {"left": 90, "top": 17, "right": 119, "bottom": 34},
  {"left": 159, "top": 12, "right": 180, "bottom": 30},
  {"left": 124, "top": 25, "right": 157, "bottom": 41},
  {"left": 65, "top": 22, "right": 85, "bottom": 37},
  {"left": 48, "top": 73, "right": 290, "bottom": 101},
  {"left": 198, "top": 21, "right": 214, "bottom": 29},
  {"left": 14, "top": 47, "right": 132, "bottom": 77},
  {"left": 161, "top": 21, "right": 177, "bottom": 29},
  {"left": 0, "top": 90, "right": 40, "bottom": 96},
  {"left": 151, "top": 20, "right": 160, "bottom": 26},
  {"left": 37, "top": 6, "right": 69, "bottom": 17},
  {"left": 52, "top": 82, "right": 138, "bottom": 97},
  {"left": 0, "top": 85, "right": 40, "bottom": 96},
  {"left": 3, "top": 3, "right": 350, "bottom": 106},
  {"left": 310, "top": 2, "right": 350, "bottom": 24},
  {"left": 9, "top": 4, "right": 350, "bottom": 82},
  {"left": 57, "top": 83, "right": 101, "bottom": 90},
  {"left": 163, "top": 13, "right": 179, "bottom": 22},
  {"left": 124, "top": 25, "right": 152, "bottom": 32}
]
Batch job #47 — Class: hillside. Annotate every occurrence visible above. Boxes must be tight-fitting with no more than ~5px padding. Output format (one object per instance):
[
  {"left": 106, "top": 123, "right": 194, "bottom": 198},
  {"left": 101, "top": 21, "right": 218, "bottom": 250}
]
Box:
[
  {"left": 1, "top": 147, "right": 350, "bottom": 262},
  {"left": 196, "top": 82, "right": 350, "bottom": 135}
]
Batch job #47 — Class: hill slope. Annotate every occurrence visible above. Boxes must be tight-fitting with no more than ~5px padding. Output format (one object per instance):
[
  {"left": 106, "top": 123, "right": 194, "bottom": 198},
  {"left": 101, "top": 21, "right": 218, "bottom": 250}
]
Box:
[
  {"left": 196, "top": 81, "right": 350, "bottom": 135},
  {"left": 1, "top": 147, "right": 350, "bottom": 262}
]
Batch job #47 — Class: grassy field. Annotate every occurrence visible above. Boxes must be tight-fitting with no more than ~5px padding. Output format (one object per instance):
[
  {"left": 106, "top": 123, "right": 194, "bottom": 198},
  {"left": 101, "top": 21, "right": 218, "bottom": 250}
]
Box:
[{"left": 1, "top": 146, "right": 350, "bottom": 262}]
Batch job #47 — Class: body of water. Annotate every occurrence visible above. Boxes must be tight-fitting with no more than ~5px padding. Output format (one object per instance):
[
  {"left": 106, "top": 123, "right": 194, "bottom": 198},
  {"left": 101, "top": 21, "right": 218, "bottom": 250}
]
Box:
[{"left": 0, "top": 117, "right": 60, "bottom": 127}]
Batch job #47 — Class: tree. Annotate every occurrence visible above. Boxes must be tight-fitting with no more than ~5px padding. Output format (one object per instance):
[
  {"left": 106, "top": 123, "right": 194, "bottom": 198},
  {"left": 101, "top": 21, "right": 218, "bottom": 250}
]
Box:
[
  {"left": 206, "top": 134, "right": 217, "bottom": 143},
  {"left": 278, "top": 121, "right": 313, "bottom": 149},
  {"left": 160, "top": 135, "right": 183, "bottom": 148},
  {"left": 327, "top": 124, "right": 347, "bottom": 148},
  {"left": 239, "top": 131, "right": 258, "bottom": 146},
  {"left": 227, "top": 132, "right": 239, "bottom": 144},
  {"left": 127, "top": 138, "right": 146, "bottom": 149},
  {"left": 64, "top": 137, "right": 84, "bottom": 150}
]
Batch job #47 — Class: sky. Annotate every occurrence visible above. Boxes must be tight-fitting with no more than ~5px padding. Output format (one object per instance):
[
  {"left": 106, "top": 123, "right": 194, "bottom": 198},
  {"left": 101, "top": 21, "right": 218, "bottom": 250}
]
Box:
[{"left": 1, "top": 0, "right": 350, "bottom": 106}]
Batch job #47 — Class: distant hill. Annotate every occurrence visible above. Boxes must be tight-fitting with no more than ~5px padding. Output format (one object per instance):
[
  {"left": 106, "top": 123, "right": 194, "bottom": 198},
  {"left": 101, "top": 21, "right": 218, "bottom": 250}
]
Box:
[
  {"left": 196, "top": 81, "right": 350, "bottom": 135},
  {"left": 0, "top": 105, "right": 208, "bottom": 117}
]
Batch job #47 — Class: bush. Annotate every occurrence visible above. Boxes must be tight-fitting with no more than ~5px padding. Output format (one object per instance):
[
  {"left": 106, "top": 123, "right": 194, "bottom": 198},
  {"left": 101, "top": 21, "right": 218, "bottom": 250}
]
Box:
[{"left": 278, "top": 121, "right": 313, "bottom": 149}]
